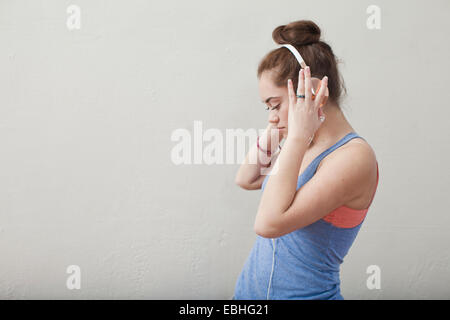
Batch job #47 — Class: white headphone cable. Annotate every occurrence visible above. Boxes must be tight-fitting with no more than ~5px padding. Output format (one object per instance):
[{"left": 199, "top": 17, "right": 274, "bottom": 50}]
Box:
[{"left": 266, "top": 238, "right": 276, "bottom": 300}]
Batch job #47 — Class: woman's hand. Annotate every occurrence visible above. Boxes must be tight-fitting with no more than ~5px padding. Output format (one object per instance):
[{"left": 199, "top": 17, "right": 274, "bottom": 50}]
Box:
[
  {"left": 259, "top": 123, "right": 283, "bottom": 154},
  {"left": 286, "top": 66, "right": 328, "bottom": 145}
]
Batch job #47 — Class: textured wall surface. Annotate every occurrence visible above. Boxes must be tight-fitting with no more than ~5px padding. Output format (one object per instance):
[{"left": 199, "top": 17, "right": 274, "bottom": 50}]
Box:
[{"left": 1, "top": 0, "right": 449, "bottom": 299}]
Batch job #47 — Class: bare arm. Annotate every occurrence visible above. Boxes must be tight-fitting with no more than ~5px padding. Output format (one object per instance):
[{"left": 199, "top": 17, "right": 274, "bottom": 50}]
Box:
[{"left": 235, "top": 124, "right": 283, "bottom": 190}]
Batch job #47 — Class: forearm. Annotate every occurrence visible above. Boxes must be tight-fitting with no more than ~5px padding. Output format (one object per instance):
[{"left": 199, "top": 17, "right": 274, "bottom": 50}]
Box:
[
  {"left": 235, "top": 141, "right": 279, "bottom": 185},
  {"left": 255, "top": 137, "right": 309, "bottom": 226}
]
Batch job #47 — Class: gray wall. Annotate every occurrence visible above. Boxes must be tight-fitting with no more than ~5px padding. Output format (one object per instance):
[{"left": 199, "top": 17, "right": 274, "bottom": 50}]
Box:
[{"left": 1, "top": 0, "right": 449, "bottom": 299}]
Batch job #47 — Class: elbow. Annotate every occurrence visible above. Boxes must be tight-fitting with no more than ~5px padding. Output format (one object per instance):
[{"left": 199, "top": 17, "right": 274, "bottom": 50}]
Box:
[
  {"left": 235, "top": 178, "right": 247, "bottom": 189},
  {"left": 235, "top": 177, "right": 252, "bottom": 190},
  {"left": 254, "top": 216, "right": 278, "bottom": 238},
  {"left": 254, "top": 225, "right": 268, "bottom": 238}
]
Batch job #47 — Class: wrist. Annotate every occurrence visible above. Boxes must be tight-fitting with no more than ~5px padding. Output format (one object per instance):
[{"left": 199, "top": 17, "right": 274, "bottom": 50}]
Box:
[
  {"left": 286, "top": 134, "right": 312, "bottom": 147},
  {"left": 257, "top": 135, "right": 281, "bottom": 156}
]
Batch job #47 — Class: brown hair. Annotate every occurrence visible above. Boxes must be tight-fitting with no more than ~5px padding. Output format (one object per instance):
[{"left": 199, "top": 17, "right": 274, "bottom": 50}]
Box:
[{"left": 257, "top": 20, "right": 347, "bottom": 107}]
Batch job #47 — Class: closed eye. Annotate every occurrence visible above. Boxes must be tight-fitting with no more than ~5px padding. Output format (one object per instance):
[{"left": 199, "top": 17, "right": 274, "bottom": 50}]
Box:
[{"left": 265, "top": 104, "right": 280, "bottom": 111}]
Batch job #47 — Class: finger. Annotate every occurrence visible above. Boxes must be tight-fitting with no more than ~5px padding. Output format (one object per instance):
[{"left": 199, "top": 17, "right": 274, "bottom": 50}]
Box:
[
  {"left": 287, "top": 79, "right": 295, "bottom": 109},
  {"left": 297, "top": 69, "right": 305, "bottom": 98},
  {"left": 314, "top": 76, "right": 328, "bottom": 110},
  {"left": 304, "top": 66, "right": 312, "bottom": 103}
]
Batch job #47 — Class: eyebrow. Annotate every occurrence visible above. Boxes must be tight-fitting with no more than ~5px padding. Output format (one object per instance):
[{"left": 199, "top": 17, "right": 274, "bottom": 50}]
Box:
[{"left": 262, "top": 96, "right": 280, "bottom": 103}]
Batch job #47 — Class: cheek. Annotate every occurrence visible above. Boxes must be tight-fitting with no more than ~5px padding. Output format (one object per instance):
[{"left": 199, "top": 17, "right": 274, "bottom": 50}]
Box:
[{"left": 281, "top": 105, "right": 289, "bottom": 120}]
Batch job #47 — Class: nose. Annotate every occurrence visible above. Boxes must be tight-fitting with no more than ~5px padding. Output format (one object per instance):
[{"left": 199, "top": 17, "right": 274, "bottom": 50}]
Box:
[{"left": 269, "top": 114, "right": 279, "bottom": 125}]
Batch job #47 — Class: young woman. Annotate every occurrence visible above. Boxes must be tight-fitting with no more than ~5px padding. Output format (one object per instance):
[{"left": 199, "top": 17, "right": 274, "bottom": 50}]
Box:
[{"left": 233, "top": 20, "right": 379, "bottom": 300}]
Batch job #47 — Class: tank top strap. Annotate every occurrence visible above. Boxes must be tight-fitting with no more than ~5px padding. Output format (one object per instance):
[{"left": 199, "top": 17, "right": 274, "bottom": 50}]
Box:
[
  {"left": 302, "top": 132, "right": 363, "bottom": 180},
  {"left": 264, "top": 132, "right": 365, "bottom": 191}
]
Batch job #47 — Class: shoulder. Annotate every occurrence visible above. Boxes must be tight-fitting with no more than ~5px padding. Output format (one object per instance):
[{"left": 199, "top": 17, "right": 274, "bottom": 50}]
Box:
[
  {"left": 317, "top": 137, "right": 377, "bottom": 198},
  {"left": 319, "top": 137, "right": 376, "bottom": 170}
]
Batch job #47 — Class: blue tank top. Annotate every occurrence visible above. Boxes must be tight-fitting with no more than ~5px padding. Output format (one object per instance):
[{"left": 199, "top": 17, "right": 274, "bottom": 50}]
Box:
[{"left": 233, "top": 132, "right": 374, "bottom": 300}]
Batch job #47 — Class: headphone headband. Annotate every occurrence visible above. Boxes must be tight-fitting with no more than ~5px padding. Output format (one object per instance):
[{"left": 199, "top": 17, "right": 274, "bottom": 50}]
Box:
[{"left": 279, "top": 44, "right": 307, "bottom": 69}]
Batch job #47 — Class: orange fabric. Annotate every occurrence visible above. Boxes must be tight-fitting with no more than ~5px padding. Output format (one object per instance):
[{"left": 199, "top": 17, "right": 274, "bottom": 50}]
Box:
[{"left": 322, "top": 162, "right": 379, "bottom": 228}]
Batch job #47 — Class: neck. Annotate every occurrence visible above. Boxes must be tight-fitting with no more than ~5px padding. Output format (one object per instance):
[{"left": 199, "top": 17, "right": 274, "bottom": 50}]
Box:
[{"left": 308, "top": 102, "right": 355, "bottom": 149}]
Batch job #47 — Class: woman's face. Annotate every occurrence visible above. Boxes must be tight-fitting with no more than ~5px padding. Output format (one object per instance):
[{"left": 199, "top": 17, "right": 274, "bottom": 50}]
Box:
[{"left": 258, "top": 70, "right": 289, "bottom": 137}]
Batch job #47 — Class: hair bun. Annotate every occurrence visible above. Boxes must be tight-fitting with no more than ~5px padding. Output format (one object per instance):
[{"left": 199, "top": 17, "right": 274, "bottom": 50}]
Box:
[{"left": 272, "top": 20, "right": 321, "bottom": 46}]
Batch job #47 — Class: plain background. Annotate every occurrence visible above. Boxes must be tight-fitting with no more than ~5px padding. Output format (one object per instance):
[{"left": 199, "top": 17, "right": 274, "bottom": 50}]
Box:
[{"left": 1, "top": 0, "right": 449, "bottom": 299}]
